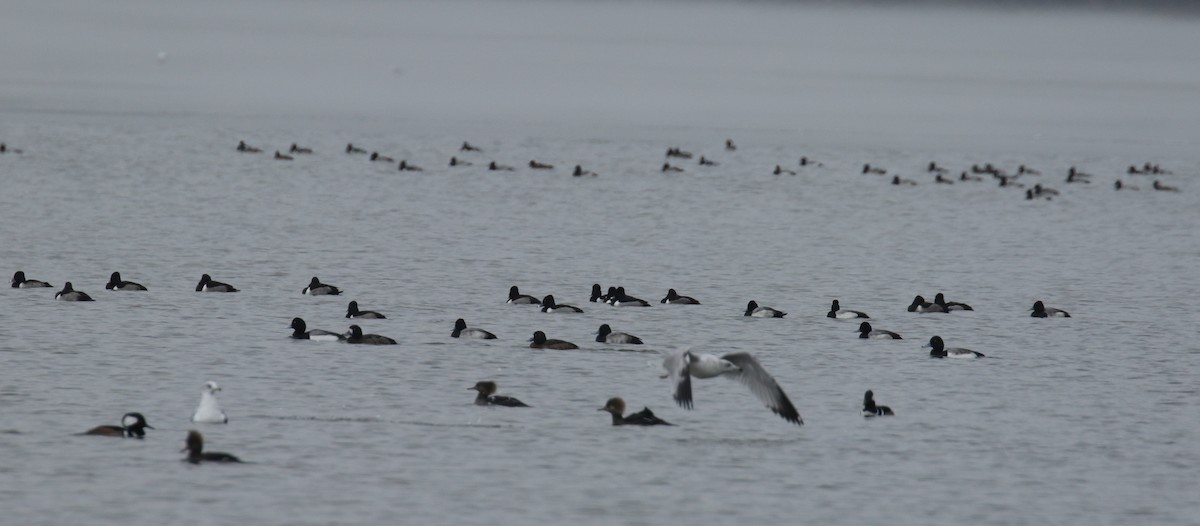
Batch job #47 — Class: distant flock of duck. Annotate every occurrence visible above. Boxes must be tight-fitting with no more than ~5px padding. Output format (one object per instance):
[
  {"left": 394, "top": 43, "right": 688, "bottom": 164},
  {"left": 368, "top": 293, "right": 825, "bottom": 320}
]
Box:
[{"left": 14, "top": 265, "right": 1073, "bottom": 459}]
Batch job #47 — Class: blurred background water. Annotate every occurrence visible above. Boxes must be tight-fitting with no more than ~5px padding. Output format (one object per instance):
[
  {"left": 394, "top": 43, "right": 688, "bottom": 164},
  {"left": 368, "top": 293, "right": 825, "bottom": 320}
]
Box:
[{"left": 1, "top": 1, "right": 1197, "bottom": 525}]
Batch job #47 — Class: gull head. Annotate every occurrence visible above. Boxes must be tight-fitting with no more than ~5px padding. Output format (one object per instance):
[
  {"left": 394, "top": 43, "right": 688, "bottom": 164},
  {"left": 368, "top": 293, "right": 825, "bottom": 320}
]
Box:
[{"left": 202, "top": 381, "right": 221, "bottom": 393}]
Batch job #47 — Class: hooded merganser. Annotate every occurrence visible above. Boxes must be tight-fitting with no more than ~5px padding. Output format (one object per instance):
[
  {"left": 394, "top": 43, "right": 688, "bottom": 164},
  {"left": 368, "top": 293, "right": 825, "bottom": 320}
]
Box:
[
  {"left": 470, "top": 381, "right": 528, "bottom": 407},
  {"left": 106, "top": 272, "right": 147, "bottom": 291},
  {"left": 302, "top": 276, "right": 341, "bottom": 296},
  {"left": 84, "top": 412, "right": 153, "bottom": 438},
  {"left": 192, "top": 381, "right": 228, "bottom": 423},
  {"left": 453, "top": 318, "right": 497, "bottom": 339},
  {"left": 599, "top": 397, "right": 672, "bottom": 426},
  {"left": 196, "top": 274, "right": 238, "bottom": 292},
  {"left": 345, "top": 301, "right": 386, "bottom": 319}
]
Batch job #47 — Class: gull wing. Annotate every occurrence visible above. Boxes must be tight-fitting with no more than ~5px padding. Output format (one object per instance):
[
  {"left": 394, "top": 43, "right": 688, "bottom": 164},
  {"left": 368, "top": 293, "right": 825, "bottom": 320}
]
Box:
[
  {"left": 661, "top": 349, "right": 694, "bottom": 410},
  {"left": 721, "top": 352, "right": 803, "bottom": 425}
]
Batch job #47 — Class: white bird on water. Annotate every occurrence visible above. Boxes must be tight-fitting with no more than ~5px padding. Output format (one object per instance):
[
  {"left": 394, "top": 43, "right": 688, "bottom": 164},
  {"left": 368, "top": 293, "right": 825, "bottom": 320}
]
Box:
[
  {"left": 660, "top": 348, "right": 802, "bottom": 425},
  {"left": 191, "top": 381, "right": 228, "bottom": 423}
]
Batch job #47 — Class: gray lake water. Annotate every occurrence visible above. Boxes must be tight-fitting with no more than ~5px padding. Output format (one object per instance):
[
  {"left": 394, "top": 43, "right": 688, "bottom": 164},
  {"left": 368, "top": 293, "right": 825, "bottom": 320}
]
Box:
[{"left": 2, "top": 2, "right": 1199, "bottom": 525}]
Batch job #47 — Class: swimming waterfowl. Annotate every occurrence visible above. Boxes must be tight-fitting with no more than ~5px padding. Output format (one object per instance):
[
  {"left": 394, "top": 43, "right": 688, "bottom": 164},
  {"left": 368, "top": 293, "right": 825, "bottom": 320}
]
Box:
[
  {"left": 182, "top": 430, "right": 241, "bottom": 464},
  {"left": 935, "top": 174, "right": 954, "bottom": 184},
  {"left": 191, "top": 381, "right": 228, "bottom": 423},
  {"left": 398, "top": 160, "right": 423, "bottom": 171},
  {"left": 665, "top": 147, "right": 693, "bottom": 159},
  {"left": 609, "top": 287, "right": 650, "bottom": 307},
  {"left": 449, "top": 156, "right": 472, "bottom": 167},
  {"left": 302, "top": 276, "right": 341, "bottom": 296},
  {"left": 1026, "top": 189, "right": 1048, "bottom": 201},
  {"left": 345, "top": 325, "right": 397, "bottom": 345},
  {"left": 489, "top": 161, "right": 514, "bottom": 171},
  {"left": 661, "top": 349, "right": 802, "bottom": 425},
  {"left": 573, "top": 165, "right": 597, "bottom": 176},
  {"left": 84, "top": 412, "right": 153, "bottom": 438},
  {"left": 541, "top": 295, "right": 583, "bottom": 313},
  {"left": 461, "top": 142, "right": 481, "bottom": 152},
  {"left": 928, "top": 162, "right": 947, "bottom": 173},
  {"left": 933, "top": 293, "right": 973, "bottom": 311},
  {"left": 11, "top": 271, "right": 52, "bottom": 288},
  {"left": 892, "top": 175, "right": 916, "bottom": 185},
  {"left": 998, "top": 175, "right": 1025, "bottom": 188},
  {"left": 0, "top": 143, "right": 21, "bottom": 154},
  {"left": 660, "top": 288, "right": 700, "bottom": 304},
  {"left": 55, "top": 282, "right": 94, "bottom": 301},
  {"left": 1031, "top": 300, "right": 1070, "bottom": 318},
  {"left": 907, "top": 295, "right": 945, "bottom": 313},
  {"left": 274, "top": 150, "right": 293, "bottom": 160},
  {"left": 1018, "top": 165, "right": 1041, "bottom": 175},
  {"left": 698, "top": 156, "right": 718, "bottom": 166},
  {"left": 195, "top": 274, "right": 238, "bottom": 292},
  {"left": 857, "top": 322, "right": 901, "bottom": 339},
  {"left": 470, "top": 381, "right": 528, "bottom": 407},
  {"left": 453, "top": 318, "right": 497, "bottom": 339},
  {"left": 529, "top": 160, "right": 554, "bottom": 169},
  {"left": 105, "top": 272, "right": 147, "bottom": 291},
  {"left": 596, "top": 324, "right": 643, "bottom": 344},
  {"left": 370, "top": 152, "right": 394, "bottom": 162},
  {"left": 529, "top": 331, "right": 577, "bottom": 350},
  {"left": 346, "top": 143, "right": 367, "bottom": 154},
  {"left": 774, "top": 165, "right": 796, "bottom": 175},
  {"left": 590, "top": 284, "right": 607, "bottom": 302},
  {"left": 1033, "top": 184, "right": 1059, "bottom": 196},
  {"left": 345, "top": 301, "right": 386, "bottom": 319},
  {"left": 599, "top": 397, "right": 672, "bottom": 426},
  {"left": 862, "top": 390, "right": 894, "bottom": 417},
  {"left": 1153, "top": 180, "right": 1180, "bottom": 192},
  {"left": 236, "top": 140, "right": 261, "bottom": 153},
  {"left": 290, "top": 317, "right": 346, "bottom": 341},
  {"left": 725, "top": 139, "right": 737, "bottom": 151},
  {"left": 925, "top": 336, "right": 985, "bottom": 358},
  {"left": 1114, "top": 180, "right": 1139, "bottom": 191},
  {"left": 798, "top": 156, "right": 822, "bottom": 166},
  {"left": 960, "top": 172, "right": 983, "bottom": 182},
  {"left": 744, "top": 300, "right": 786, "bottom": 318},
  {"left": 662, "top": 162, "right": 683, "bottom": 173},
  {"left": 289, "top": 143, "right": 313, "bottom": 154},
  {"left": 862, "top": 164, "right": 886, "bottom": 175},
  {"left": 507, "top": 286, "right": 540, "bottom": 305},
  {"left": 828, "top": 299, "right": 869, "bottom": 319}
]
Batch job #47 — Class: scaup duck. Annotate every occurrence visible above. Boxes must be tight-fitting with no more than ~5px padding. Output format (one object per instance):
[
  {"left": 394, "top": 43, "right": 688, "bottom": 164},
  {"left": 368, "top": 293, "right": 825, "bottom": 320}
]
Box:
[
  {"left": 590, "top": 283, "right": 607, "bottom": 302},
  {"left": 698, "top": 156, "right": 718, "bottom": 166},
  {"left": 892, "top": 175, "right": 916, "bottom": 185},
  {"left": 857, "top": 322, "right": 901, "bottom": 339},
  {"left": 541, "top": 294, "right": 583, "bottom": 313},
  {"left": 828, "top": 299, "right": 868, "bottom": 319},
  {"left": 529, "top": 160, "right": 554, "bottom": 169},
  {"left": 470, "top": 381, "right": 528, "bottom": 407},
  {"left": 744, "top": 300, "right": 786, "bottom": 318},
  {"left": 507, "top": 285, "right": 540, "bottom": 305},
  {"left": 191, "top": 381, "right": 228, "bottom": 423},
  {"left": 105, "top": 272, "right": 147, "bottom": 291},
  {"left": 345, "top": 325, "right": 397, "bottom": 345},
  {"left": 1018, "top": 165, "right": 1041, "bottom": 175},
  {"left": 596, "top": 324, "right": 643, "bottom": 345},
  {"left": 660, "top": 288, "right": 700, "bottom": 304},
  {"left": 960, "top": 172, "right": 983, "bottom": 182},
  {"left": 398, "top": 160, "right": 423, "bottom": 171},
  {"left": 346, "top": 143, "right": 367, "bottom": 154},
  {"left": 0, "top": 143, "right": 21, "bottom": 154},
  {"left": 461, "top": 142, "right": 481, "bottom": 152},
  {"left": 725, "top": 139, "right": 737, "bottom": 151},
  {"left": 1033, "top": 184, "right": 1059, "bottom": 196},
  {"left": 774, "top": 165, "right": 796, "bottom": 176},
  {"left": 236, "top": 140, "right": 261, "bottom": 153},
  {"left": 928, "top": 162, "right": 947, "bottom": 173},
  {"left": 862, "top": 390, "right": 894, "bottom": 417},
  {"left": 661, "top": 349, "right": 802, "bottom": 425},
  {"left": 290, "top": 317, "right": 346, "bottom": 341},
  {"left": 370, "top": 152, "right": 394, "bottom": 162},
  {"left": 449, "top": 156, "right": 472, "bottom": 167},
  {"left": 925, "top": 336, "right": 985, "bottom": 358},
  {"left": 11, "top": 271, "right": 52, "bottom": 288},
  {"left": 935, "top": 174, "right": 954, "bottom": 184},
  {"left": 573, "top": 165, "right": 597, "bottom": 176},
  {"left": 1115, "top": 180, "right": 1139, "bottom": 191},
  {"left": 289, "top": 143, "right": 312, "bottom": 154},
  {"left": 609, "top": 287, "right": 650, "bottom": 307},
  {"left": 799, "top": 156, "right": 822, "bottom": 167},
  {"left": 933, "top": 293, "right": 973, "bottom": 311},
  {"left": 453, "top": 318, "right": 497, "bottom": 339},
  {"left": 1153, "top": 180, "right": 1180, "bottom": 192},
  {"left": 529, "top": 331, "right": 577, "bottom": 350},
  {"left": 302, "top": 276, "right": 341, "bottom": 296},
  {"left": 274, "top": 150, "right": 293, "bottom": 160},
  {"left": 863, "top": 164, "right": 886, "bottom": 175},
  {"left": 662, "top": 162, "right": 683, "bottom": 173},
  {"left": 907, "top": 295, "right": 945, "bottom": 313},
  {"left": 489, "top": 161, "right": 514, "bottom": 171},
  {"left": 196, "top": 274, "right": 238, "bottom": 292},
  {"left": 345, "top": 301, "right": 386, "bottom": 319},
  {"left": 665, "top": 147, "right": 693, "bottom": 159},
  {"left": 55, "top": 282, "right": 94, "bottom": 301},
  {"left": 599, "top": 397, "right": 672, "bottom": 426},
  {"left": 84, "top": 412, "right": 153, "bottom": 438},
  {"left": 182, "top": 430, "right": 241, "bottom": 464},
  {"left": 1031, "top": 300, "right": 1070, "bottom": 318}
]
